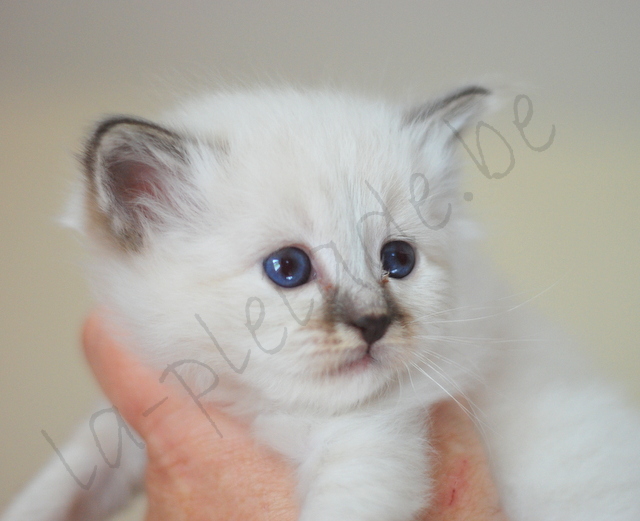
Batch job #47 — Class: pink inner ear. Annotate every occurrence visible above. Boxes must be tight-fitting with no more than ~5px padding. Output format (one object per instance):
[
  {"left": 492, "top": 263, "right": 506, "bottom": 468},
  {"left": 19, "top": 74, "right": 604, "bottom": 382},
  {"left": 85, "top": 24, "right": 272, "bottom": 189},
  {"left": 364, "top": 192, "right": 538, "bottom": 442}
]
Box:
[{"left": 109, "top": 159, "right": 163, "bottom": 205}]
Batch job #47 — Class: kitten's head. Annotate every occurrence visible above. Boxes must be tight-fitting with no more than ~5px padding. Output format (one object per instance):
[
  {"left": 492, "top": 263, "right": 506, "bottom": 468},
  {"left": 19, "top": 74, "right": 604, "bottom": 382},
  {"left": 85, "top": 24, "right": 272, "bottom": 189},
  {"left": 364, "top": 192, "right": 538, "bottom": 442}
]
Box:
[{"left": 70, "top": 86, "right": 492, "bottom": 413}]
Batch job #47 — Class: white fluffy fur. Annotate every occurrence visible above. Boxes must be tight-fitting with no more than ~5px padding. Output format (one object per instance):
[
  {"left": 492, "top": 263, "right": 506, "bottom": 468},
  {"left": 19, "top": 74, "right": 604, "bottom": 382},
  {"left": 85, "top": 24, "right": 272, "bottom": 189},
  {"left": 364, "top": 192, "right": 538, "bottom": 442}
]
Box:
[{"left": 4, "top": 87, "right": 640, "bottom": 521}]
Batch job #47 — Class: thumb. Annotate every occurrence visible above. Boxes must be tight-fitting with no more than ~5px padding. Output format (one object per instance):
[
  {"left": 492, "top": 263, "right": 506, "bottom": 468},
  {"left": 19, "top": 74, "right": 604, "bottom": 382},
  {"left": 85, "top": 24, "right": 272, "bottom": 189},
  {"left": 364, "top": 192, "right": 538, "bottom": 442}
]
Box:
[
  {"left": 82, "top": 311, "right": 244, "bottom": 444},
  {"left": 82, "top": 311, "right": 179, "bottom": 438}
]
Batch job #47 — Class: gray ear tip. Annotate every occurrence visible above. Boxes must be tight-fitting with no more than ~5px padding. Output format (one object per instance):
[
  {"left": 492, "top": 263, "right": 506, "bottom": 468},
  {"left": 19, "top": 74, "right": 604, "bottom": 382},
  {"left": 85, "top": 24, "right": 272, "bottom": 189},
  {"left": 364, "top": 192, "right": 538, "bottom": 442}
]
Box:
[
  {"left": 82, "top": 115, "right": 146, "bottom": 175},
  {"left": 445, "top": 84, "right": 494, "bottom": 113},
  {"left": 90, "top": 116, "right": 149, "bottom": 143},
  {"left": 82, "top": 116, "right": 181, "bottom": 176},
  {"left": 451, "top": 85, "right": 492, "bottom": 98},
  {"left": 403, "top": 84, "right": 495, "bottom": 128},
  {"left": 444, "top": 84, "right": 496, "bottom": 110}
]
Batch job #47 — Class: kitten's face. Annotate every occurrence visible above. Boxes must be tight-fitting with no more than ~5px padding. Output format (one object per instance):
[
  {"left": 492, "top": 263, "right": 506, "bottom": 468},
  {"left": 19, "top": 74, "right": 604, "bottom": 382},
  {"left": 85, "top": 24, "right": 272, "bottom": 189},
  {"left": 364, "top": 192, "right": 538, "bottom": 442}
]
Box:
[{"left": 74, "top": 88, "right": 489, "bottom": 412}]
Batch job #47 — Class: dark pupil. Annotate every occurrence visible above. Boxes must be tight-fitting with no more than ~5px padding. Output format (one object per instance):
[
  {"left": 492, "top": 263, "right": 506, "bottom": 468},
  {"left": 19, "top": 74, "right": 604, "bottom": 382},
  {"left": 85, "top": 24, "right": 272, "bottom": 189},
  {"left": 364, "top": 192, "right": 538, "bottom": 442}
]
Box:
[
  {"left": 279, "top": 257, "right": 296, "bottom": 278},
  {"left": 394, "top": 251, "right": 410, "bottom": 266}
]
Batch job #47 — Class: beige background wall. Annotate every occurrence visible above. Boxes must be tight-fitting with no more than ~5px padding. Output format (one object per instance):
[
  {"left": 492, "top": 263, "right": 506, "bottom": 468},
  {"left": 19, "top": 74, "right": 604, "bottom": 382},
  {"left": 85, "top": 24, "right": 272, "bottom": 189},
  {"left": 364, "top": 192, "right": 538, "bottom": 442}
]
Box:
[{"left": 1, "top": 2, "right": 638, "bottom": 518}]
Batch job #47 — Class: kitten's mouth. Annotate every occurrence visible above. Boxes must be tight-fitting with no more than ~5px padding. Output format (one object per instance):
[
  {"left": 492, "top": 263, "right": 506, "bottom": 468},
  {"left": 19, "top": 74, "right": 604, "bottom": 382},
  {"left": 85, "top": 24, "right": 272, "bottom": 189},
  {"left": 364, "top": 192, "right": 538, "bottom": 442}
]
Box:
[{"left": 327, "top": 351, "right": 374, "bottom": 377}]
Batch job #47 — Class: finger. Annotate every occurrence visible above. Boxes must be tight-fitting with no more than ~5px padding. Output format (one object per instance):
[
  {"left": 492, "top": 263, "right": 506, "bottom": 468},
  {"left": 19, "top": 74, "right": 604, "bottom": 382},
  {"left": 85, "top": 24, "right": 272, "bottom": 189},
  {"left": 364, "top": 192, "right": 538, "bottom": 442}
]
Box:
[
  {"left": 424, "top": 399, "right": 508, "bottom": 520},
  {"left": 81, "top": 312, "right": 298, "bottom": 520},
  {"left": 82, "top": 310, "right": 243, "bottom": 442}
]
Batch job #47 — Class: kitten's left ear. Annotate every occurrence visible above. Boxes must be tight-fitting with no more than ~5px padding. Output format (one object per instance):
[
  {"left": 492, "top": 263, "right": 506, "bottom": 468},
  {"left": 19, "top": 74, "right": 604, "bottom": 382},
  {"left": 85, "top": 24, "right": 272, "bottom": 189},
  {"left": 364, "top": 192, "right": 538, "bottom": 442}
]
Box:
[{"left": 403, "top": 85, "right": 493, "bottom": 141}]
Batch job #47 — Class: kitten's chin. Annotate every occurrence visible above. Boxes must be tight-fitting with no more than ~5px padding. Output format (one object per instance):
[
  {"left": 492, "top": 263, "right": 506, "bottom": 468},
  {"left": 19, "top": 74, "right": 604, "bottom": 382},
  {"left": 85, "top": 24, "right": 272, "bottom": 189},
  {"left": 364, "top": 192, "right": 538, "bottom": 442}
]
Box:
[{"left": 303, "top": 358, "right": 397, "bottom": 413}]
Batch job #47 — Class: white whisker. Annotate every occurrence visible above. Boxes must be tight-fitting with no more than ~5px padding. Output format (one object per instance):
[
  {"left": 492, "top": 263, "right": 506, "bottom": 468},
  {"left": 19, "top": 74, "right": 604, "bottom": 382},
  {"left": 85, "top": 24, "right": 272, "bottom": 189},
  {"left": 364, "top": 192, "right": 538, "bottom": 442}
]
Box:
[
  {"left": 409, "top": 359, "right": 494, "bottom": 439},
  {"left": 414, "top": 350, "right": 484, "bottom": 384}
]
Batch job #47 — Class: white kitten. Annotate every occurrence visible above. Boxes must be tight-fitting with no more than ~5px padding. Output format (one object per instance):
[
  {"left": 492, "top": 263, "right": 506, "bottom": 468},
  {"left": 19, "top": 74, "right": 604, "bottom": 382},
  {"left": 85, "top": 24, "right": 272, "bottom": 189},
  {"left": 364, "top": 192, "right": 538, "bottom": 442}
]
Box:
[{"left": 4, "top": 86, "right": 640, "bottom": 521}]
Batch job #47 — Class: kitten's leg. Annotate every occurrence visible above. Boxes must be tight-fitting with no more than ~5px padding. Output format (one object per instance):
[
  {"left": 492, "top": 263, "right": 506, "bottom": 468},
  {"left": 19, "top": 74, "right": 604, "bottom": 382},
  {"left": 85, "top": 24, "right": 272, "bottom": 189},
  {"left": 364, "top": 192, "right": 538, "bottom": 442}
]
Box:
[
  {"left": 296, "top": 412, "right": 430, "bottom": 521},
  {"left": 2, "top": 405, "right": 146, "bottom": 521}
]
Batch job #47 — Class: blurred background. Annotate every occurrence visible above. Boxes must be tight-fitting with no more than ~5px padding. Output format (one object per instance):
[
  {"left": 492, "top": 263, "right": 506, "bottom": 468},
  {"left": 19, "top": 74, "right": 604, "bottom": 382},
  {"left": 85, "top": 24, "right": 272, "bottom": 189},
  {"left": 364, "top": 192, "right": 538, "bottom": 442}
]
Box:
[{"left": 1, "top": 1, "right": 638, "bottom": 518}]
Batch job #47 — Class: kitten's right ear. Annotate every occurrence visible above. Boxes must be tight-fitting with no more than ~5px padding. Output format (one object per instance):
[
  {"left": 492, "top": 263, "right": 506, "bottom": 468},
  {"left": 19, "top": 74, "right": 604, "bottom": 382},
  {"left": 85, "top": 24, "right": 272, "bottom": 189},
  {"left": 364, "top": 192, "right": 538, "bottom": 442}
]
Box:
[{"left": 82, "top": 117, "right": 198, "bottom": 252}]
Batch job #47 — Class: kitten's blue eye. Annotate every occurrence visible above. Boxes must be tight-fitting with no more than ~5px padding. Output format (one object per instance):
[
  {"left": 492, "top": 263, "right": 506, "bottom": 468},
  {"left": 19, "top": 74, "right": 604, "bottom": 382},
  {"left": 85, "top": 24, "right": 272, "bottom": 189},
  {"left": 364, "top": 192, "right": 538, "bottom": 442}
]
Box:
[
  {"left": 381, "top": 241, "right": 415, "bottom": 279},
  {"left": 263, "top": 247, "right": 312, "bottom": 288}
]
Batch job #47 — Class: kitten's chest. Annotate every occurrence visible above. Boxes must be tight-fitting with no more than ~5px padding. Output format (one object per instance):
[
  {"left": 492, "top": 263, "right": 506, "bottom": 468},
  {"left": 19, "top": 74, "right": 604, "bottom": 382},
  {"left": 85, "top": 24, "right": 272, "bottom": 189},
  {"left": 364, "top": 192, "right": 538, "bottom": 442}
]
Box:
[{"left": 251, "top": 412, "right": 316, "bottom": 462}]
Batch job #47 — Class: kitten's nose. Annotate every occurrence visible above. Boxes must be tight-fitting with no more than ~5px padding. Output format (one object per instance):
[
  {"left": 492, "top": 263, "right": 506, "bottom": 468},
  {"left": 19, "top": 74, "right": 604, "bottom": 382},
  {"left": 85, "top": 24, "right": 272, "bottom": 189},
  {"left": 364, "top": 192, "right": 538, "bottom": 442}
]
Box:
[{"left": 352, "top": 314, "right": 391, "bottom": 345}]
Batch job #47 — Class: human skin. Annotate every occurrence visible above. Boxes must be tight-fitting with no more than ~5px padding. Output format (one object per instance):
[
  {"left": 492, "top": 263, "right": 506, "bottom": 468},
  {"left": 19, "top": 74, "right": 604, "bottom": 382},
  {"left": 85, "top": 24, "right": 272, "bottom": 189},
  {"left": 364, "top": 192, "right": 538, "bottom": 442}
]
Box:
[{"left": 82, "top": 311, "right": 508, "bottom": 521}]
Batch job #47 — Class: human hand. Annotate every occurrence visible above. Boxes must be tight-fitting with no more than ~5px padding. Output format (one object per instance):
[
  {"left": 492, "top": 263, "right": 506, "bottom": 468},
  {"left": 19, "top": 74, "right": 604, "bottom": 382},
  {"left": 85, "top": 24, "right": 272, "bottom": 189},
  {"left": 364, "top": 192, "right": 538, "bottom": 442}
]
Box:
[
  {"left": 82, "top": 311, "right": 507, "bottom": 521},
  {"left": 423, "top": 400, "right": 508, "bottom": 520}
]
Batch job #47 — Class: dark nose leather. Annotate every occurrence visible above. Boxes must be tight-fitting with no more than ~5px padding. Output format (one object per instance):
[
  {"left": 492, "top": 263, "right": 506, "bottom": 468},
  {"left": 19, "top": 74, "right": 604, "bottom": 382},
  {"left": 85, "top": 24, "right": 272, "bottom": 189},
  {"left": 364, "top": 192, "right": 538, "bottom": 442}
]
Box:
[{"left": 352, "top": 314, "right": 391, "bottom": 345}]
